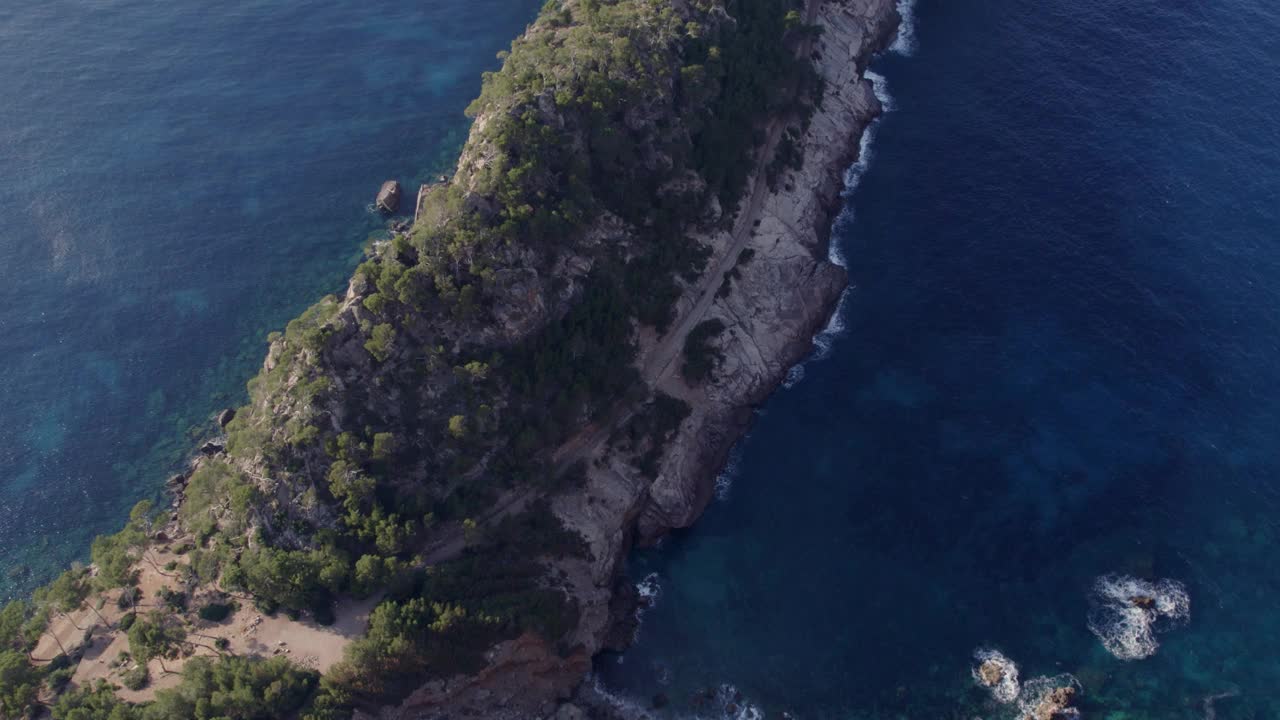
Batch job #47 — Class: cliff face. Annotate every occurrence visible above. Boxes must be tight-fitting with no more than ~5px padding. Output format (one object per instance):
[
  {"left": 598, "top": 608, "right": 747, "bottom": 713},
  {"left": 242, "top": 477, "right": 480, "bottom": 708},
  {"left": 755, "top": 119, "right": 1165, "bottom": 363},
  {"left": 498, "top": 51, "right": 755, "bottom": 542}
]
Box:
[
  {"left": 168, "top": 0, "right": 900, "bottom": 717},
  {"left": 633, "top": 0, "right": 899, "bottom": 541},
  {"left": 375, "top": 1, "right": 901, "bottom": 717}
]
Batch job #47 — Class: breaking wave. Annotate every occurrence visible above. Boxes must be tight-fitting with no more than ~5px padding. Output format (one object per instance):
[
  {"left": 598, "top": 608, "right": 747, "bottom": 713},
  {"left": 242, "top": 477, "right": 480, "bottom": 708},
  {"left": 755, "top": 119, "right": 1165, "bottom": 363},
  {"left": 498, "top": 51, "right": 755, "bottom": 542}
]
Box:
[
  {"left": 623, "top": 572, "right": 664, "bottom": 648},
  {"left": 1016, "top": 675, "right": 1082, "bottom": 720},
  {"left": 1087, "top": 574, "right": 1190, "bottom": 660},
  {"left": 714, "top": 445, "right": 744, "bottom": 500},
  {"left": 890, "top": 0, "right": 918, "bottom": 56},
  {"left": 785, "top": 70, "right": 893, "bottom": 389},
  {"left": 589, "top": 677, "right": 768, "bottom": 720},
  {"left": 701, "top": 684, "right": 766, "bottom": 720},
  {"left": 971, "top": 648, "right": 1021, "bottom": 703}
]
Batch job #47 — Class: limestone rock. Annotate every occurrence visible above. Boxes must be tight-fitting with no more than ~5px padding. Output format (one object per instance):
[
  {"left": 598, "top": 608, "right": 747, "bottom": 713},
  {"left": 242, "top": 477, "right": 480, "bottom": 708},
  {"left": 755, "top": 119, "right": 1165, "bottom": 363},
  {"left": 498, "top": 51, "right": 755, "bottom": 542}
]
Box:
[
  {"left": 1025, "top": 686, "right": 1078, "bottom": 720},
  {"left": 978, "top": 660, "right": 1006, "bottom": 687},
  {"left": 376, "top": 180, "right": 401, "bottom": 213}
]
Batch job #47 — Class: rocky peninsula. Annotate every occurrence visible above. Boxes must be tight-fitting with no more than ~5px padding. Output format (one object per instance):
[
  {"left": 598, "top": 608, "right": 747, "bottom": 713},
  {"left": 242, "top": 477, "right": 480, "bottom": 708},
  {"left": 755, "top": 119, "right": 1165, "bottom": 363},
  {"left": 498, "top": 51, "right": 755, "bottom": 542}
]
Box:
[{"left": 0, "top": 1, "right": 901, "bottom": 718}]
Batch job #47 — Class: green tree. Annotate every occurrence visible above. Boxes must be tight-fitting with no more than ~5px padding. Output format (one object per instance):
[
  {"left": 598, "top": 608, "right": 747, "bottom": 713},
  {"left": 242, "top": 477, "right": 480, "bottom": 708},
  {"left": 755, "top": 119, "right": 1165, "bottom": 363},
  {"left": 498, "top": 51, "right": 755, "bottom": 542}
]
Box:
[
  {"left": 0, "top": 601, "right": 31, "bottom": 653},
  {"left": 127, "top": 612, "right": 185, "bottom": 675},
  {"left": 0, "top": 650, "right": 40, "bottom": 718},
  {"left": 364, "top": 323, "right": 396, "bottom": 363},
  {"left": 51, "top": 680, "right": 140, "bottom": 720},
  {"left": 44, "top": 567, "right": 110, "bottom": 630},
  {"left": 145, "top": 655, "right": 318, "bottom": 720}
]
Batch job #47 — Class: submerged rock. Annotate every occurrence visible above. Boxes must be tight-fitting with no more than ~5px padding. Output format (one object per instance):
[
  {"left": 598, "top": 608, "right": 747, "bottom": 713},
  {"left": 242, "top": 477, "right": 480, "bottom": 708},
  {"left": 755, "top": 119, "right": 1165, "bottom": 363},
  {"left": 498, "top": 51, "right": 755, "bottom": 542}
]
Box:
[
  {"left": 972, "top": 648, "right": 1020, "bottom": 703},
  {"left": 1130, "top": 595, "right": 1156, "bottom": 610},
  {"left": 1018, "top": 676, "right": 1082, "bottom": 720},
  {"left": 1025, "top": 685, "right": 1077, "bottom": 720},
  {"left": 979, "top": 660, "right": 1005, "bottom": 686},
  {"left": 376, "top": 180, "right": 401, "bottom": 213}
]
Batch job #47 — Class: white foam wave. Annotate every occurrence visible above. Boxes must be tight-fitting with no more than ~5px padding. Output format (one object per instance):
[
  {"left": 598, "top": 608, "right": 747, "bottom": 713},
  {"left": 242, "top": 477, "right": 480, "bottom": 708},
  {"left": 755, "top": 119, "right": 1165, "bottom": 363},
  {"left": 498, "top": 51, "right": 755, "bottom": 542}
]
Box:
[
  {"left": 588, "top": 677, "right": 769, "bottom": 720},
  {"left": 637, "top": 572, "right": 662, "bottom": 606},
  {"left": 1088, "top": 574, "right": 1190, "bottom": 660},
  {"left": 971, "top": 648, "right": 1021, "bottom": 704},
  {"left": 714, "top": 446, "right": 744, "bottom": 500},
  {"left": 890, "top": 0, "right": 918, "bottom": 56},
  {"left": 626, "top": 572, "right": 664, "bottom": 646},
  {"left": 709, "top": 684, "right": 765, "bottom": 720},
  {"left": 1016, "top": 675, "right": 1082, "bottom": 720},
  {"left": 587, "top": 675, "right": 654, "bottom": 716},
  {"left": 785, "top": 71, "right": 893, "bottom": 389}
]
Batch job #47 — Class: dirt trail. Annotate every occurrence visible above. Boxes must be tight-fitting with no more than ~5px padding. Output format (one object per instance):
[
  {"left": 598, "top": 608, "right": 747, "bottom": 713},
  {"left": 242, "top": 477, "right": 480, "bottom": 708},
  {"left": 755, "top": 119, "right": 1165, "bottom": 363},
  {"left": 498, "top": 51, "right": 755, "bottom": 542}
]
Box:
[{"left": 552, "top": 0, "right": 824, "bottom": 473}]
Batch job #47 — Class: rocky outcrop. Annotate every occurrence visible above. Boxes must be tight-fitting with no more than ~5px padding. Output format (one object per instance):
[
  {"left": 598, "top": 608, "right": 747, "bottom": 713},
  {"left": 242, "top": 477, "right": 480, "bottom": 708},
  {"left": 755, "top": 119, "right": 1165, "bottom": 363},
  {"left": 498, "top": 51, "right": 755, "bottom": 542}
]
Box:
[
  {"left": 516, "top": 0, "right": 900, "bottom": 714},
  {"left": 623, "top": 0, "right": 896, "bottom": 543},
  {"left": 376, "top": 180, "right": 401, "bottom": 213},
  {"left": 359, "top": 4, "right": 899, "bottom": 718},
  {"left": 1024, "top": 685, "right": 1079, "bottom": 720},
  {"left": 362, "top": 634, "right": 591, "bottom": 720}
]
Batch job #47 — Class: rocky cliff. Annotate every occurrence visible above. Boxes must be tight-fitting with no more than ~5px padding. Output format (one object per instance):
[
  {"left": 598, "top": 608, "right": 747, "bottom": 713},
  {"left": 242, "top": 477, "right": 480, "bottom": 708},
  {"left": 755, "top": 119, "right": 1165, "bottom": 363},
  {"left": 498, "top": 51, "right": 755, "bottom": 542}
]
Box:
[
  {"left": 370, "top": 0, "right": 902, "bottom": 717},
  {"left": 145, "top": 0, "right": 905, "bottom": 717}
]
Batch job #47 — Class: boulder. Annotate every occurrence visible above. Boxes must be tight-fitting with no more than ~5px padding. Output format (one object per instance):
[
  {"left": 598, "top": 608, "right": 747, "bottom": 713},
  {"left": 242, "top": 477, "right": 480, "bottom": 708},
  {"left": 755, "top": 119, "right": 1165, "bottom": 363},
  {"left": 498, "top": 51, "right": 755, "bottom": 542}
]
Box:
[
  {"left": 217, "top": 408, "right": 236, "bottom": 427},
  {"left": 199, "top": 440, "right": 225, "bottom": 456},
  {"left": 376, "top": 180, "right": 402, "bottom": 213},
  {"left": 1027, "top": 686, "right": 1078, "bottom": 720},
  {"left": 165, "top": 473, "right": 187, "bottom": 488},
  {"left": 1130, "top": 595, "right": 1156, "bottom": 610},
  {"left": 977, "top": 660, "right": 1005, "bottom": 687}
]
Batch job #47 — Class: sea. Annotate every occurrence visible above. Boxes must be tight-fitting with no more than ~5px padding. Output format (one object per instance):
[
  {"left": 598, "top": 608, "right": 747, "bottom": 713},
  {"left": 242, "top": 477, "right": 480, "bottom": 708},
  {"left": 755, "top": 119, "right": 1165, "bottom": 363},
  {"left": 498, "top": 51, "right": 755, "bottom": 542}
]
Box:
[
  {"left": 0, "top": 0, "right": 543, "bottom": 598},
  {"left": 598, "top": 1, "right": 1280, "bottom": 718},
  {"left": 3, "top": 1, "right": 1280, "bottom": 718}
]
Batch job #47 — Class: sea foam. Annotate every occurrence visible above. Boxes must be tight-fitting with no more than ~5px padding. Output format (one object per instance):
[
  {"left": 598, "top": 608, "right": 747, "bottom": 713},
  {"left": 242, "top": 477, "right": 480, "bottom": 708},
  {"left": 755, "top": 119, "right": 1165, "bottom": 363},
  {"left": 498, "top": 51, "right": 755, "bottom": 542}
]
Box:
[
  {"left": 784, "top": 70, "right": 894, "bottom": 390},
  {"left": 971, "top": 647, "right": 1021, "bottom": 703},
  {"left": 1016, "top": 674, "right": 1082, "bottom": 720},
  {"left": 890, "top": 0, "right": 918, "bottom": 56},
  {"left": 1087, "top": 574, "right": 1190, "bottom": 660}
]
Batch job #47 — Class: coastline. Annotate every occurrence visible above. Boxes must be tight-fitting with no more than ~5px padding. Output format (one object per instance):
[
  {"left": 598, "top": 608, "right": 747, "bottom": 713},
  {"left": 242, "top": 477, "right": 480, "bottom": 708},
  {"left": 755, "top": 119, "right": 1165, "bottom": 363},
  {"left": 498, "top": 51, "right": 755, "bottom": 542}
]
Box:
[
  {"left": 20, "top": 1, "right": 904, "bottom": 717},
  {"left": 380, "top": 0, "right": 903, "bottom": 716}
]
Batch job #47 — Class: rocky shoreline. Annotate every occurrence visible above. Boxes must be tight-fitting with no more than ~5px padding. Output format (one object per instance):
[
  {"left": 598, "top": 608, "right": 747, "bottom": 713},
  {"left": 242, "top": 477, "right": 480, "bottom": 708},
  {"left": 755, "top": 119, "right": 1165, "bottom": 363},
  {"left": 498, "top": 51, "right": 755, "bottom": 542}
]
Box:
[{"left": 371, "top": 1, "right": 903, "bottom": 716}]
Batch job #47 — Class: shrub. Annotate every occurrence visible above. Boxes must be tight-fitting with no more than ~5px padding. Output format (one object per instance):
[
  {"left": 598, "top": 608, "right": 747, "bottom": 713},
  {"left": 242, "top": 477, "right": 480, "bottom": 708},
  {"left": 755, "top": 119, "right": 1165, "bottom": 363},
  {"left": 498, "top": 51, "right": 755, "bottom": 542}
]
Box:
[
  {"left": 121, "top": 664, "right": 150, "bottom": 691},
  {"left": 681, "top": 319, "right": 727, "bottom": 383},
  {"left": 364, "top": 323, "right": 396, "bottom": 362},
  {"left": 197, "top": 603, "right": 234, "bottom": 623}
]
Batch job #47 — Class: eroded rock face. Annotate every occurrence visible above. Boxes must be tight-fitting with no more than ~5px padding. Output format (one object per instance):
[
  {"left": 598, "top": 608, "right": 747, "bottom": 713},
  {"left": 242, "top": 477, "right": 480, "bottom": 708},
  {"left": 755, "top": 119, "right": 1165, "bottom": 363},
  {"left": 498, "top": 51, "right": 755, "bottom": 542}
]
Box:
[
  {"left": 538, "top": 0, "right": 902, "bottom": 714},
  {"left": 371, "top": 633, "right": 590, "bottom": 720},
  {"left": 979, "top": 660, "right": 1006, "bottom": 687},
  {"left": 631, "top": 0, "right": 898, "bottom": 543},
  {"left": 376, "top": 180, "right": 401, "bottom": 213},
  {"left": 1025, "top": 686, "right": 1078, "bottom": 720}
]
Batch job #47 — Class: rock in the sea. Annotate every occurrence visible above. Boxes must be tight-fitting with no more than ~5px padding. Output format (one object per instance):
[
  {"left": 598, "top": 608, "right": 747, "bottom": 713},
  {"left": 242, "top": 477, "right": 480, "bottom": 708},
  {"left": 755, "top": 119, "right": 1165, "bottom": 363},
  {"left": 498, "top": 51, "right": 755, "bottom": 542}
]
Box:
[
  {"left": 978, "top": 660, "right": 1005, "bottom": 687},
  {"left": 376, "top": 180, "right": 401, "bottom": 213},
  {"left": 166, "top": 473, "right": 187, "bottom": 487},
  {"left": 1130, "top": 595, "right": 1156, "bottom": 610},
  {"left": 1025, "top": 685, "right": 1078, "bottom": 720},
  {"left": 199, "top": 440, "right": 225, "bottom": 456},
  {"left": 217, "top": 408, "right": 236, "bottom": 427}
]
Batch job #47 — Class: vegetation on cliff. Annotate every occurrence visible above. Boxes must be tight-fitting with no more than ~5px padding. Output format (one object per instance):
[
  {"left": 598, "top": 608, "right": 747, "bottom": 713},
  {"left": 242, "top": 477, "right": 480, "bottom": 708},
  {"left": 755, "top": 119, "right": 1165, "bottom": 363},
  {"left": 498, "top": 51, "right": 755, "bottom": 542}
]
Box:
[{"left": 0, "top": 0, "right": 829, "bottom": 716}]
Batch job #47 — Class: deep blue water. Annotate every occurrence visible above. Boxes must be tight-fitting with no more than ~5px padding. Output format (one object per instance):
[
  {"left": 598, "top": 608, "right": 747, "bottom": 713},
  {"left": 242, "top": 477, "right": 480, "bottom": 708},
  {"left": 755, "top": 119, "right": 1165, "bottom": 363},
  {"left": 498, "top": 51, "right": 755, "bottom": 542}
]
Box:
[
  {"left": 602, "top": 1, "right": 1280, "bottom": 718},
  {"left": 0, "top": 0, "right": 542, "bottom": 598}
]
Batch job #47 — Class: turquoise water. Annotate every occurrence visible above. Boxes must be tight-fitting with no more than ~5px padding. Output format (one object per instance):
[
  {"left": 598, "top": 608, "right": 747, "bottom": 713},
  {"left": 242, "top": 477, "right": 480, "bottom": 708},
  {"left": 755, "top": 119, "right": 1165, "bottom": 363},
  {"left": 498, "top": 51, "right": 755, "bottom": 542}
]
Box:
[
  {"left": 0, "top": 0, "right": 542, "bottom": 598},
  {"left": 602, "top": 1, "right": 1280, "bottom": 718}
]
